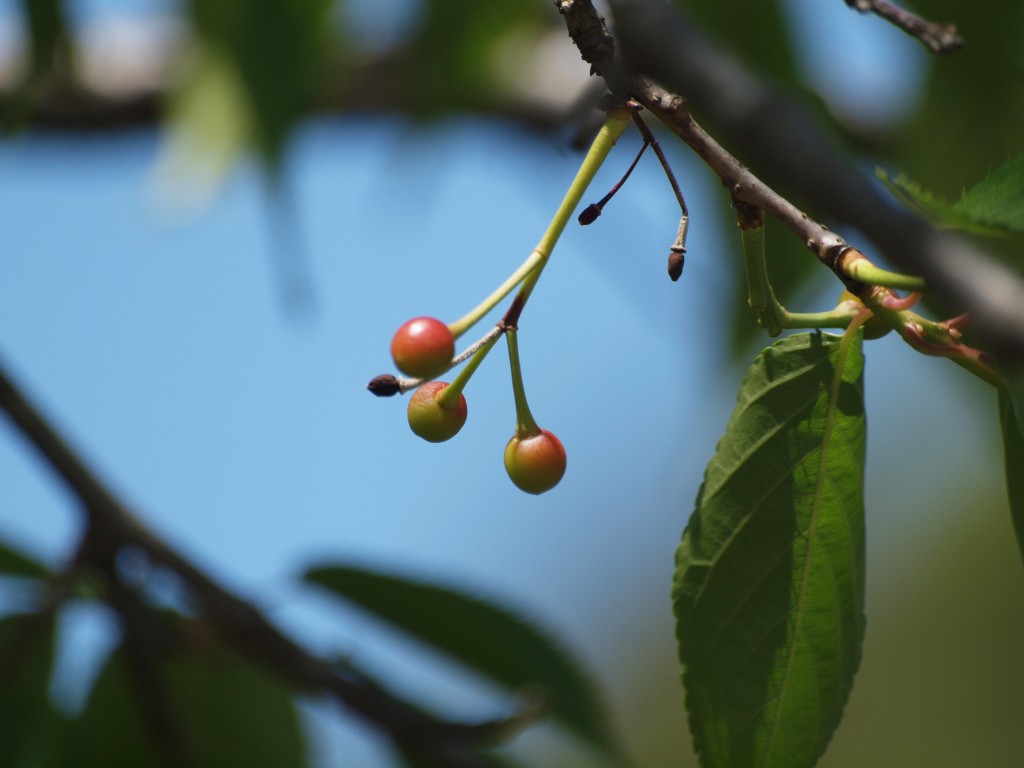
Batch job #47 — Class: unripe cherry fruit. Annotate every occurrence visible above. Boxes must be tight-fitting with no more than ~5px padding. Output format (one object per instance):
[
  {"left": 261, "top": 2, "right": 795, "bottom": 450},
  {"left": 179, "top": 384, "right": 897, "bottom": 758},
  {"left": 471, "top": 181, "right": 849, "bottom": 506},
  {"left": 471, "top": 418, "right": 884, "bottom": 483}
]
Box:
[
  {"left": 407, "top": 381, "right": 467, "bottom": 442},
  {"left": 838, "top": 290, "right": 892, "bottom": 340},
  {"left": 504, "top": 429, "right": 567, "bottom": 494},
  {"left": 391, "top": 317, "right": 455, "bottom": 380}
]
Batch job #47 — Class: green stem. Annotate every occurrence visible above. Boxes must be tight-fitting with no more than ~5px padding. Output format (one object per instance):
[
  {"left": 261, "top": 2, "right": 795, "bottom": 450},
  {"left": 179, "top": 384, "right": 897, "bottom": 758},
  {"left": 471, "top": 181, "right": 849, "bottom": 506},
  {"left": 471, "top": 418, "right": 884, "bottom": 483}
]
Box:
[
  {"left": 535, "top": 109, "right": 632, "bottom": 258},
  {"left": 783, "top": 307, "right": 860, "bottom": 329},
  {"left": 447, "top": 252, "right": 544, "bottom": 338},
  {"left": 740, "top": 224, "right": 783, "bottom": 336},
  {"left": 741, "top": 222, "right": 865, "bottom": 333},
  {"left": 505, "top": 328, "right": 540, "bottom": 437},
  {"left": 436, "top": 333, "right": 500, "bottom": 409},
  {"left": 816, "top": 311, "right": 869, "bottom": 498},
  {"left": 447, "top": 109, "right": 632, "bottom": 338},
  {"left": 843, "top": 259, "right": 925, "bottom": 291}
]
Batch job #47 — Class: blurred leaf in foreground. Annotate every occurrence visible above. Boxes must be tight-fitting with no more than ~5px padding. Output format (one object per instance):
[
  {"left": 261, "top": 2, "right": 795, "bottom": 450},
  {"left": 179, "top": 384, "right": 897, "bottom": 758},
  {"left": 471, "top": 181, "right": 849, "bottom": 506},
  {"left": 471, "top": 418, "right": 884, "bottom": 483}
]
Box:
[
  {"left": 0, "top": 612, "right": 65, "bottom": 768},
  {"left": 305, "top": 562, "right": 622, "bottom": 762},
  {"left": 0, "top": 539, "right": 50, "bottom": 579},
  {"left": 64, "top": 619, "right": 308, "bottom": 768}
]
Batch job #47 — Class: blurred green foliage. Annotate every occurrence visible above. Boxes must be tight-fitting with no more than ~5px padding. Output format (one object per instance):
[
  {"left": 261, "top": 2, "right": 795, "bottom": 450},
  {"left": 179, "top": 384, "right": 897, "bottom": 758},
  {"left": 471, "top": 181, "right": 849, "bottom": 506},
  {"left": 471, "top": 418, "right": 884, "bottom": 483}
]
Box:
[
  {"left": 67, "top": 620, "right": 308, "bottom": 768},
  {"left": 0, "top": 612, "right": 62, "bottom": 768},
  {"left": 183, "top": 0, "right": 335, "bottom": 170}
]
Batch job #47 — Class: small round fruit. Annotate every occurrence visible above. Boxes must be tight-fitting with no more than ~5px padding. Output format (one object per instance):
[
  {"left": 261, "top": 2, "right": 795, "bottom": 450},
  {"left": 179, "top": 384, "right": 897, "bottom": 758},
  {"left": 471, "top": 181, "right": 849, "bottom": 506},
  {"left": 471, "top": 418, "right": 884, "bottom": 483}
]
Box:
[
  {"left": 407, "top": 382, "right": 467, "bottom": 442},
  {"left": 504, "top": 430, "right": 567, "bottom": 494},
  {"left": 838, "top": 290, "right": 892, "bottom": 340},
  {"left": 391, "top": 317, "right": 455, "bottom": 380}
]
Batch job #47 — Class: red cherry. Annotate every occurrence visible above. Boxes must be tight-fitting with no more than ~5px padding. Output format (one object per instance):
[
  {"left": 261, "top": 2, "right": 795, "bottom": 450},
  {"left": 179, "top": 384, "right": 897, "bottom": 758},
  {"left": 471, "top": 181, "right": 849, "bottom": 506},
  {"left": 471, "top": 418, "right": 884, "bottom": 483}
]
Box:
[
  {"left": 390, "top": 317, "right": 455, "bottom": 380},
  {"left": 407, "top": 382, "right": 467, "bottom": 442},
  {"left": 504, "top": 429, "right": 566, "bottom": 494}
]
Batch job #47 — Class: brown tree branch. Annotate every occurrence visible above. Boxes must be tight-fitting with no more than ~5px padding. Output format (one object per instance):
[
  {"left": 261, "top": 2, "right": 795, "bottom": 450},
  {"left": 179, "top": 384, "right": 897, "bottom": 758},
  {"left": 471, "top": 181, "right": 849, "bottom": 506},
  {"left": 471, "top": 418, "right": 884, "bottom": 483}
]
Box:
[
  {"left": 0, "top": 357, "right": 525, "bottom": 768},
  {"left": 843, "top": 0, "right": 963, "bottom": 55},
  {"left": 556, "top": 0, "right": 1024, "bottom": 363}
]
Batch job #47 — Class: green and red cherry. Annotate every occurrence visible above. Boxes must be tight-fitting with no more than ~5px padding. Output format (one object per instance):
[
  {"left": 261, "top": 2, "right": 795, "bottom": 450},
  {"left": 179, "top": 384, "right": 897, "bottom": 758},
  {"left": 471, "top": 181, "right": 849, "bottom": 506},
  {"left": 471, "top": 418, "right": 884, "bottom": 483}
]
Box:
[
  {"left": 407, "top": 381, "right": 467, "bottom": 443},
  {"left": 390, "top": 316, "right": 455, "bottom": 380},
  {"left": 503, "top": 327, "right": 565, "bottom": 494},
  {"left": 504, "top": 429, "right": 566, "bottom": 494},
  {"left": 388, "top": 318, "right": 567, "bottom": 493}
]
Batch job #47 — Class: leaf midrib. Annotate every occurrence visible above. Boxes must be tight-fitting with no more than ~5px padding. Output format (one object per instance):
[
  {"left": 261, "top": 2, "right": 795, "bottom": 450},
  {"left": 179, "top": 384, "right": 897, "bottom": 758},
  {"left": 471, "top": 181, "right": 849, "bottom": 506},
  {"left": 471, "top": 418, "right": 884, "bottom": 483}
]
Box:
[{"left": 758, "top": 333, "right": 854, "bottom": 765}]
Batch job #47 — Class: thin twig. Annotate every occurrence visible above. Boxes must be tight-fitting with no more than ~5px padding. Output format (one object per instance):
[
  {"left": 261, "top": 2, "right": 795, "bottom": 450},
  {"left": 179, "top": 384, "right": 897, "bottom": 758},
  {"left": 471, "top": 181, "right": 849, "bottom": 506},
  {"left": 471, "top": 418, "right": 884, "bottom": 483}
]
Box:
[
  {"left": 630, "top": 110, "right": 688, "bottom": 216},
  {"left": 844, "top": 0, "right": 963, "bottom": 55},
  {"left": 579, "top": 138, "right": 648, "bottom": 224},
  {"left": 631, "top": 109, "right": 690, "bottom": 280}
]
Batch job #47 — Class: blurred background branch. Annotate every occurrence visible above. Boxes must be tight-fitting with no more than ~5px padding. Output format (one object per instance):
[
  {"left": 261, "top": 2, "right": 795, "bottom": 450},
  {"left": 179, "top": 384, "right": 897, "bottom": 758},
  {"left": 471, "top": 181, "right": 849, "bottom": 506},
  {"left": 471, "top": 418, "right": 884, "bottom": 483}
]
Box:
[{"left": 0, "top": 358, "right": 530, "bottom": 768}]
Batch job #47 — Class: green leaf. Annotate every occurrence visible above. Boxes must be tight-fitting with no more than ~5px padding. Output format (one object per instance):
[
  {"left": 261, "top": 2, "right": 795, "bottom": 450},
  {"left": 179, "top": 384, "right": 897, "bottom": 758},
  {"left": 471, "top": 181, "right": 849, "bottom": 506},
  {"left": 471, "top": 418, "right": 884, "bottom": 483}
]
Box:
[
  {"left": 876, "top": 170, "right": 997, "bottom": 234},
  {"left": 998, "top": 387, "right": 1024, "bottom": 570},
  {"left": 0, "top": 539, "right": 50, "bottom": 579},
  {"left": 305, "top": 563, "right": 620, "bottom": 761},
  {"left": 6, "top": 0, "right": 68, "bottom": 131},
  {"left": 954, "top": 154, "right": 1024, "bottom": 234},
  {"left": 877, "top": 157, "right": 1024, "bottom": 236},
  {"left": 161, "top": 45, "right": 252, "bottom": 194},
  {"left": 675, "top": 331, "right": 867, "bottom": 768},
  {"left": 0, "top": 612, "right": 64, "bottom": 768},
  {"left": 897, "top": 1, "right": 1024, "bottom": 200},
  {"left": 61, "top": 645, "right": 158, "bottom": 768},
  {"left": 20, "top": 0, "right": 68, "bottom": 79},
  {"left": 66, "top": 619, "right": 308, "bottom": 768}
]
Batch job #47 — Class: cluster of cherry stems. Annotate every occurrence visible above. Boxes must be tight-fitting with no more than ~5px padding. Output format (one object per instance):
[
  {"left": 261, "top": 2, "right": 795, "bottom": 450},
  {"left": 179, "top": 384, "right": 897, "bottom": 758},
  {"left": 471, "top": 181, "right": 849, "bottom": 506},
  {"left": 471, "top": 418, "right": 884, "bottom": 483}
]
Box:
[
  {"left": 385, "top": 316, "right": 566, "bottom": 495},
  {"left": 367, "top": 102, "right": 995, "bottom": 495}
]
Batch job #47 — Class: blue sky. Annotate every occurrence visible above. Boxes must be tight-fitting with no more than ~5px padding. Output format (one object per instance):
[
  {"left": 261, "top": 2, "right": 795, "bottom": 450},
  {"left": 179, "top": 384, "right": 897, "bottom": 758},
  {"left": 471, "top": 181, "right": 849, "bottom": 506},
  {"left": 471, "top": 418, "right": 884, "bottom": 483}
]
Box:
[{"left": 0, "top": 2, "right": 1007, "bottom": 766}]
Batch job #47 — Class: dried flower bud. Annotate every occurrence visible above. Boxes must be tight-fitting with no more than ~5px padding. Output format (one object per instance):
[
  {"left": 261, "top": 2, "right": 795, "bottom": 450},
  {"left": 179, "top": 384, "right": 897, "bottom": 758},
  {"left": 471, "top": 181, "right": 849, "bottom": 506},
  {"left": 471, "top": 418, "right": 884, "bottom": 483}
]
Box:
[
  {"left": 367, "top": 374, "right": 401, "bottom": 397},
  {"left": 578, "top": 204, "right": 602, "bottom": 226},
  {"left": 668, "top": 249, "right": 685, "bottom": 282}
]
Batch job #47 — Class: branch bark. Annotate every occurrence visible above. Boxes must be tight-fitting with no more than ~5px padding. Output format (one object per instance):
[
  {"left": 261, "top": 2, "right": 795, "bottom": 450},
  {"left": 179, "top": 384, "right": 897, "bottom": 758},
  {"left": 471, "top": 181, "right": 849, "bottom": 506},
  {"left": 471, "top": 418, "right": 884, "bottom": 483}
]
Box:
[{"left": 557, "top": 0, "right": 1024, "bottom": 362}]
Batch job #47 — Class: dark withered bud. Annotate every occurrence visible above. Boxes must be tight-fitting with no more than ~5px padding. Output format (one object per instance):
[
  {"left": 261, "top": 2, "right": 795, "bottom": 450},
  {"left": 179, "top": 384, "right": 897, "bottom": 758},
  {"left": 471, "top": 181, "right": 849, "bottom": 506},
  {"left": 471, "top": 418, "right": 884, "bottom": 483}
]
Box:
[
  {"left": 367, "top": 374, "right": 401, "bottom": 397},
  {"left": 578, "top": 204, "right": 602, "bottom": 226},
  {"left": 668, "top": 249, "right": 685, "bottom": 282}
]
